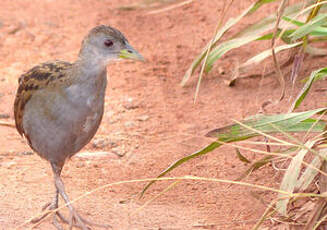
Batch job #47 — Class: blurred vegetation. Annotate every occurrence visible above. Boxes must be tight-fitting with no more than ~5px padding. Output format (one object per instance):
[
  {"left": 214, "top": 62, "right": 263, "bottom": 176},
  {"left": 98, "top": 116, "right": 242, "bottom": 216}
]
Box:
[
  {"left": 142, "top": 0, "right": 327, "bottom": 229},
  {"left": 180, "top": 0, "right": 327, "bottom": 101}
]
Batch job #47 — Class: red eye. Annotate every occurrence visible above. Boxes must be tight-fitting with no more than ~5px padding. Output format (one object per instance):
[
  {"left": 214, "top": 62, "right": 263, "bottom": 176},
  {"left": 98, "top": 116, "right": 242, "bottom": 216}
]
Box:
[{"left": 104, "top": 39, "right": 113, "bottom": 47}]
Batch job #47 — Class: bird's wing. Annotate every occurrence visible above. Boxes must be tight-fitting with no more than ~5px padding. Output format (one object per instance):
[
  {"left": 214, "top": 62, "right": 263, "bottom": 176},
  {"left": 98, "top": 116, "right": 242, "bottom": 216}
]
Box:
[{"left": 14, "top": 60, "right": 73, "bottom": 136}]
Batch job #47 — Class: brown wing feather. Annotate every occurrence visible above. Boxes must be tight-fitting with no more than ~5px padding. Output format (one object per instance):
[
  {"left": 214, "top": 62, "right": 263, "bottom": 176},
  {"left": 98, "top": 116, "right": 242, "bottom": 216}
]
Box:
[{"left": 14, "top": 60, "right": 72, "bottom": 137}]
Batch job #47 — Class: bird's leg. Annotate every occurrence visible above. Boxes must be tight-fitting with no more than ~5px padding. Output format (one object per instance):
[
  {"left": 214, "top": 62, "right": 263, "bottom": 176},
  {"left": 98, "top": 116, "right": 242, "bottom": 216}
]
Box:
[
  {"left": 31, "top": 166, "right": 66, "bottom": 230},
  {"left": 51, "top": 162, "right": 111, "bottom": 230},
  {"left": 51, "top": 162, "right": 87, "bottom": 230}
]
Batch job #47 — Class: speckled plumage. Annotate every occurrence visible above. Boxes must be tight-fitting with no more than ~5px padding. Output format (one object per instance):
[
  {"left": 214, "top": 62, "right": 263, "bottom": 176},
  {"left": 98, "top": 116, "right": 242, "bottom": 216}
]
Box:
[
  {"left": 14, "top": 25, "right": 144, "bottom": 230},
  {"left": 14, "top": 60, "right": 72, "bottom": 138},
  {"left": 14, "top": 57, "right": 109, "bottom": 166}
]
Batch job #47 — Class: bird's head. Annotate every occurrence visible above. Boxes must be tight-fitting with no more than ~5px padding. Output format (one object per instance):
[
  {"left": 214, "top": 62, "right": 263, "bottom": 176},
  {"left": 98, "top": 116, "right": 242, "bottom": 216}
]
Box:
[{"left": 79, "top": 25, "right": 144, "bottom": 65}]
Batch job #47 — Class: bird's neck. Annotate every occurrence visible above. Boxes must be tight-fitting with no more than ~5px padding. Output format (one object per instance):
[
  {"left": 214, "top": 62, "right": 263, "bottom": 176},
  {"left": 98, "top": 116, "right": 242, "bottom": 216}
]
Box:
[{"left": 73, "top": 56, "right": 108, "bottom": 83}]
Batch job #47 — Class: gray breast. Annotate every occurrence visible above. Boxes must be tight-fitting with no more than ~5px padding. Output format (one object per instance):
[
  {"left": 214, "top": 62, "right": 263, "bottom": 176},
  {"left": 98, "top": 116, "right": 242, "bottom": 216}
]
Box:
[{"left": 22, "top": 73, "right": 107, "bottom": 163}]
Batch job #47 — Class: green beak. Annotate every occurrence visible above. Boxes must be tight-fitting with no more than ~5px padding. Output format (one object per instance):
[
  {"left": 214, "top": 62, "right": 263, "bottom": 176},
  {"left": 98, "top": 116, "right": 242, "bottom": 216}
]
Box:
[{"left": 119, "top": 43, "right": 145, "bottom": 62}]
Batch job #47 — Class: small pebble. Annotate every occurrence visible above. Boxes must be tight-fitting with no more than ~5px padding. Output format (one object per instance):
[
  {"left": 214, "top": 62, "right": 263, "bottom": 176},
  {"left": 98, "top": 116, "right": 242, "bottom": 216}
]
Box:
[
  {"left": 119, "top": 199, "right": 129, "bottom": 204},
  {"left": 111, "top": 147, "right": 126, "bottom": 157},
  {"left": 123, "top": 97, "right": 139, "bottom": 110},
  {"left": 20, "top": 151, "right": 33, "bottom": 156},
  {"left": 124, "top": 121, "right": 136, "bottom": 127},
  {"left": 137, "top": 115, "right": 149, "bottom": 121},
  {"left": 92, "top": 137, "right": 117, "bottom": 149},
  {"left": 3, "top": 161, "right": 16, "bottom": 169}
]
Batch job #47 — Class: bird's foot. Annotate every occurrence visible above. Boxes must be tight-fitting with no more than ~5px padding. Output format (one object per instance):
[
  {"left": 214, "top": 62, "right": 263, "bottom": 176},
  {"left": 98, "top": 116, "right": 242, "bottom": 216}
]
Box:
[
  {"left": 31, "top": 201, "right": 111, "bottom": 230},
  {"left": 63, "top": 207, "right": 111, "bottom": 230},
  {"left": 30, "top": 201, "right": 66, "bottom": 230}
]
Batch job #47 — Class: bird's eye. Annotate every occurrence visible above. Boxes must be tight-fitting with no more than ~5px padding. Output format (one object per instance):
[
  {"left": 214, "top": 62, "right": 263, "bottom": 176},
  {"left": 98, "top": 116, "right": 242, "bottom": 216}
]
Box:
[{"left": 104, "top": 39, "right": 114, "bottom": 47}]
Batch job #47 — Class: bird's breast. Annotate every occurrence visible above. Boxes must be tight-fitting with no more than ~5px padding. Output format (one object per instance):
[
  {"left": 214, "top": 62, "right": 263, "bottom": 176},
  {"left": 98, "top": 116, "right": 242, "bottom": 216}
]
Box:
[
  {"left": 22, "top": 74, "right": 108, "bottom": 160},
  {"left": 64, "top": 77, "right": 107, "bottom": 131}
]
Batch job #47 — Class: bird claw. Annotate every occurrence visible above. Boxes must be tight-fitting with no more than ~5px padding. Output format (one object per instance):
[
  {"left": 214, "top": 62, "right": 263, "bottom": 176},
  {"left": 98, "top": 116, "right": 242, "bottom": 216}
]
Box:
[
  {"left": 30, "top": 201, "right": 55, "bottom": 224},
  {"left": 31, "top": 166, "right": 111, "bottom": 229},
  {"left": 65, "top": 208, "right": 111, "bottom": 230},
  {"left": 41, "top": 201, "right": 52, "bottom": 211},
  {"left": 31, "top": 201, "right": 111, "bottom": 230}
]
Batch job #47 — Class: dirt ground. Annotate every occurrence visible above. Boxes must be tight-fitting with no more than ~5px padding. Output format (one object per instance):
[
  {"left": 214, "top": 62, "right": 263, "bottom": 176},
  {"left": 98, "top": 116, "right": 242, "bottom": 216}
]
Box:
[{"left": 0, "top": 0, "right": 326, "bottom": 229}]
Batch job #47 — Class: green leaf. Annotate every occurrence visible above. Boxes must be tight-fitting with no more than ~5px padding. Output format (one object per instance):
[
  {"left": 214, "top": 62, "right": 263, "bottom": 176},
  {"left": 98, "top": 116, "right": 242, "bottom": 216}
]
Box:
[
  {"left": 236, "top": 2, "right": 305, "bottom": 38},
  {"left": 310, "top": 26, "right": 327, "bottom": 36},
  {"left": 282, "top": 15, "right": 305, "bottom": 27},
  {"left": 204, "top": 2, "right": 307, "bottom": 73},
  {"left": 240, "top": 42, "right": 302, "bottom": 70},
  {"left": 206, "top": 109, "right": 327, "bottom": 140},
  {"left": 235, "top": 147, "right": 298, "bottom": 182},
  {"left": 205, "top": 34, "right": 264, "bottom": 73},
  {"left": 276, "top": 140, "right": 316, "bottom": 215},
  {"left": 249, "top": 0, "right": 277, "bottom": 14},
  {"left": 256, "top": 29, "right": 295, "bottom": 43},
  {"left": 141, "top": 109, "right": 327, "bottom": 196},
  {"left": 180, "top": 2, "right": 257, "bottom": 86},
  {"left": 234, "top": 155, "right": 275, "bottom": 181},
  {"left": 140, "top": 142, "right": 221, "bottom": 197},
  {"left": 181, "top": 0, "right": 303, "bottom": 86},
  {"left": 235, "top": 148, "right": 251, "bottom": 163},
  {"left": 182, "top": 1, "right": 322, "bottom": 85},
  {"left": 290, "top": 68, "right": 327, "bottom": 111},
  {"left": 283, "top": 15, "right": 327, "bottom": 37},
  {"left": 256, "top": 32, "right": 276, "bottom": 40},
  {"left": 289, "top": 14, "right": 327, "bottom": 41},
  {"left": 280, "top": 29, "right": 298, "bottom": 43}
]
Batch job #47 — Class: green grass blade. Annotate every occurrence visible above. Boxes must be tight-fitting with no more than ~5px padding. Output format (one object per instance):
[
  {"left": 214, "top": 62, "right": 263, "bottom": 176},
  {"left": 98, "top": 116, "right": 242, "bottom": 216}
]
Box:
[
  {"left": 234, "top": 155, "right": 275, "bottom": 181},
  {"left": 204, "top": 34, "right": 264, "bottom": 73},
  {"left": 282, "top": 15, "right": 305, "bottom": 26},
  {"left": 181, "top": 1, "right": 308, "bottom": 85},
  {"left": 250, "top": 0, "right": 277, "bottom": 14},
  {"left": 234, "top": 15, "right": 277, "bottom": 39},
  {"left": 207, "top": 109, "right": 327, "bottom": 139},
  {"left": 283, "top": 15, "right": 327, "bottom": 36},
  {"left": 310, "top": 26, "right": 327, "bottom": 36},
  {"left": 236, "top": 2, "right": 305, "bottom": 38},
  {"left": 140, "top": 142, "right": 221, "bottom": 197},
  {"left": 290, "top": 68, "right": 327, "bottom": 111},
  {"left": 276, "top": 139, "right": 316, "bottom": 215},
  {"left": 180, "top": 0, "right": 291, "bottom": 86},
  {"left": 204, "top": 2, "right": 308, "bottom": 73},
  {"left": 141, "top": 109, "right": 326, "bottom": 196},
  {"left": 180, "top": 2, "right": 257, "bottom": 86},
  {"left": 289, "top": 14, "right": 327, "bottom": 41},
  {"left": 256, "top": 29, "right": 295, "bottom": 43},
  {"left": 235, "top": 147, "right": 299, "bottom": 182},
  {"left": 182, "top": 1, "right": 321, "bottom": 86},
  {"left": 240, "top": 42, "right": 302, "bottom": 70},
  {"left": 235, "top": 148, "right": 251, "bottom": 163}
]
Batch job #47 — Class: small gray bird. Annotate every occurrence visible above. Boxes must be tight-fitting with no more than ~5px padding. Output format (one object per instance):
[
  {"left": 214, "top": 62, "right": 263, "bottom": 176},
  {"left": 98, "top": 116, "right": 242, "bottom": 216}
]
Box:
[{"left": 14, "top": 25, "right": 144, "bottom": 230}]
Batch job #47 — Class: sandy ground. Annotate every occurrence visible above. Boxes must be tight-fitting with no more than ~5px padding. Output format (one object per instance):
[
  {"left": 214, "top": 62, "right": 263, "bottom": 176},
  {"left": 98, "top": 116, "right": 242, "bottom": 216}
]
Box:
[{"left": 0, "top": 0, "right": 326, "bottom": 229}]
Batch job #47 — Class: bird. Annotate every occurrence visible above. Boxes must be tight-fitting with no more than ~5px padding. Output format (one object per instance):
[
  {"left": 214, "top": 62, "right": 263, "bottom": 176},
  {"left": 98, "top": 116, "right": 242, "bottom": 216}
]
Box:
[{"left": 14, "top": 25, "right": 144, "bottom": 230}]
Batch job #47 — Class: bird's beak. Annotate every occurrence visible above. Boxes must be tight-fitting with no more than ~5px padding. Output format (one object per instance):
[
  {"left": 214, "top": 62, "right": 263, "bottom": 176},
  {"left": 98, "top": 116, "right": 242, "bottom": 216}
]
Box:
[{"left": 119, "top": 43, "right": 145, "bottom": 62}]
